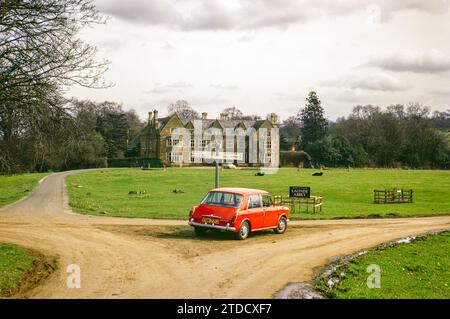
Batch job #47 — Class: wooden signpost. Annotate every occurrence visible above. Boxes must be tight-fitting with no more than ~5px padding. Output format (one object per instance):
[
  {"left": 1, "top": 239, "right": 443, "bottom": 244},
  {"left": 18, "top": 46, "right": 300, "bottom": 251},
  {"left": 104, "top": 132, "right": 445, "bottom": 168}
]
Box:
[
  {"left": 273, "top": 186, "right": 322, "bottom": 215},
  {"left": 192, "top": 141, "right": 243, "bottom": 188}
]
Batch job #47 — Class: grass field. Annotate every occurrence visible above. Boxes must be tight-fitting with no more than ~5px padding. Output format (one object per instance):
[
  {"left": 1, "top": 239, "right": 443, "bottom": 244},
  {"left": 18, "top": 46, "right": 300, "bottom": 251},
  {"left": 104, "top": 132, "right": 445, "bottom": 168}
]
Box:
[
  {"left": 0, "top": 173, "right": 48, "bottom": 208},
  {"left": 66, "top": 168, "right": 450, "bottom": 219},
  {"left": 0, "top": 243, "right": 35, "bottom": 296},
  {"left": 318, "top": 231, "right": 450, "bottom": 299}
]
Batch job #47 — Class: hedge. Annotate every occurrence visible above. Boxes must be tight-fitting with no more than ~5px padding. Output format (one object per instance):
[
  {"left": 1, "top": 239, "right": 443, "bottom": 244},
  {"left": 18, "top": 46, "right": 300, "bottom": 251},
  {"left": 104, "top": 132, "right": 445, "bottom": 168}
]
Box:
[{"left": 107, "top": 157, "right": 163, "bottom": 168}]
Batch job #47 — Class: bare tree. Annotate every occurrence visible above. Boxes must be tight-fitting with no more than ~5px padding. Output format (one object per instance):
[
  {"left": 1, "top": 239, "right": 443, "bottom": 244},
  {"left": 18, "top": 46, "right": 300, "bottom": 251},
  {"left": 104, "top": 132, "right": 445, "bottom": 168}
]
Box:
[
  {"left": 0, "top": 0, "right": 110, "bottom": 173},
  {"left": 0, "top": 0, "right": 110, "bottom": 101},
  {"left": 406, "top": 102, "right": 430, "bottom": 118},
  {"left": 221, "top": 106, "right": 261, "bottom": 120},
  {"left": 167, "top": 100, "right": 200, "bottom": 120},
  {"left": 222, "top": 106, "right": 243, "bottom": 119}
]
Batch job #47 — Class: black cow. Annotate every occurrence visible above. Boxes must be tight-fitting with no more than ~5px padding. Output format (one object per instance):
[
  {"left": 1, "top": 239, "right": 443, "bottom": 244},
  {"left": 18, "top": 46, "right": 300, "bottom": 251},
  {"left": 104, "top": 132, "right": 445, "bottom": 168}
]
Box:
[{"left": 312, "top": 172, "right": 323, "bottom": 176}]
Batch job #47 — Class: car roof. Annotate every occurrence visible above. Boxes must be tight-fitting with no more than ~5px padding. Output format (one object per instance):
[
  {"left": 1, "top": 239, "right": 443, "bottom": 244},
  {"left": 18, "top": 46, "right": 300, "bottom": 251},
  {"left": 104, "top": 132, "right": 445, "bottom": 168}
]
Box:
[{"left": 210, "top": 187, "right": 269, "bottom": 195}]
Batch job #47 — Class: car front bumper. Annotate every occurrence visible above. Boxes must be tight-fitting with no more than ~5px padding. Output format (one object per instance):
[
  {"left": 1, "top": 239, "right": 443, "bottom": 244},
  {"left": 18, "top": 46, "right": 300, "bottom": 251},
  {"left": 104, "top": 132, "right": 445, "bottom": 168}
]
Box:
[{"left": 188, "top": 220, "right": 236, "bottom": 232}]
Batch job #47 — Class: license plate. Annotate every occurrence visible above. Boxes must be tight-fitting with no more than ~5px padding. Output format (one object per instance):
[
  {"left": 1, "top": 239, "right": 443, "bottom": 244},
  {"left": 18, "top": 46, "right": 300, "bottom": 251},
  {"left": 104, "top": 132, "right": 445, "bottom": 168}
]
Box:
[{"left": 202, "top": 217, "right": 220, "bottom": 224}]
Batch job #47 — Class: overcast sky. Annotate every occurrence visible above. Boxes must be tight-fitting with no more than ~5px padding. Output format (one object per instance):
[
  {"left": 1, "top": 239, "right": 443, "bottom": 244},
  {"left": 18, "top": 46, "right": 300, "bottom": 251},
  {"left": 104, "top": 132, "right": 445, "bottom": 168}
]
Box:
[{"left": 68, "top": 0, "right": 450, "bottom": 121}]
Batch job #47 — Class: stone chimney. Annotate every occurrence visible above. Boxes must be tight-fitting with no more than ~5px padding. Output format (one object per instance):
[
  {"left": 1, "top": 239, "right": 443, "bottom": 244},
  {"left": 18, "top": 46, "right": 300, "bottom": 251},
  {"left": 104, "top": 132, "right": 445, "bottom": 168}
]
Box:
[
  {"left": 153, "top": 109, "right": 158, "bottom": 127},
  {"left": 148, "top": 112, "right": 153, "bottom": 126},
  {"left": 202, "top": 112, "right": 208, "bottom": 120},
  {"left": 220, "top": 112, "right": 228, "bottom": 120},
  {"left": 270, "top": 113, "right": 278, "bottom": 125}
]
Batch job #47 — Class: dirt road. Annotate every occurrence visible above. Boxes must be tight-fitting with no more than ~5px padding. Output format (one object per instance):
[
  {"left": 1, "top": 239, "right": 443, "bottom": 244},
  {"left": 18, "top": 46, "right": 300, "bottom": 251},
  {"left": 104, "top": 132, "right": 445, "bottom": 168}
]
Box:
[{"left": 1, "top": 170, "right": 449, "bottom": 298}]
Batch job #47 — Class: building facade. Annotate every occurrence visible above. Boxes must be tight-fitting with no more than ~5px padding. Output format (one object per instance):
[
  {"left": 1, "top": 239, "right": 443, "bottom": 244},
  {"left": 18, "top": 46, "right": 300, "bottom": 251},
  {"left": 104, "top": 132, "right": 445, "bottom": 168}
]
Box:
[{"left": 138, "top": 110, "right": 280, "bottom": 167}]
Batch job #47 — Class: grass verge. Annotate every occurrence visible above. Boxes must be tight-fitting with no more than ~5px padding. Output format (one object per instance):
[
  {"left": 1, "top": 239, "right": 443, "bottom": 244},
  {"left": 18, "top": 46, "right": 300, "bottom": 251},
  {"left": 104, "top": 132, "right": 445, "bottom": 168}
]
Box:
[
  {"left": 0, "top": 243, "right": 55, "bottom": 297},
  {"left": 0, "top": 173, "right": 48, "bottom": 208},
  {"left": 315, "top": 231, "right": 450, "bottom": 298}
]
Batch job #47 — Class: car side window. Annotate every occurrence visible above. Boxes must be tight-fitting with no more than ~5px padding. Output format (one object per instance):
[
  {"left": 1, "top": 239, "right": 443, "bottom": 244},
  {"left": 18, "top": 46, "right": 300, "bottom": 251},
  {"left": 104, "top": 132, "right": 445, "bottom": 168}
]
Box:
[
  {"left": 248, "top": 194, "right": 262, "bottom": 209},
  {"left": 262, "top": 195, "right": 272, "bottom": 207}
]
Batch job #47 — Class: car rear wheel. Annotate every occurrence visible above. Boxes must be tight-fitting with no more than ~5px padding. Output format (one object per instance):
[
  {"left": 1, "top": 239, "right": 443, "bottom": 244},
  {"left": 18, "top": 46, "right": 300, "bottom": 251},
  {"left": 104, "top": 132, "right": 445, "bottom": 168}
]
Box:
[
  {"left": 274, "top": 216, "right": 287, "bottom": 234},
  {"left": 194, "top": 227, "right": 207, "bottom": 236},
  {"left": 237, "top": 221, "right": 250, "bottom": 240}
]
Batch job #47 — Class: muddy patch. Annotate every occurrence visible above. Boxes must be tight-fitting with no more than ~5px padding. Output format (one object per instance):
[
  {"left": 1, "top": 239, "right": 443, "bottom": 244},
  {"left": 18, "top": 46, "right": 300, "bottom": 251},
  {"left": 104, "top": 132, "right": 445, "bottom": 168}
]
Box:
[{"left": 275, "top": 283, "right": 324, "bottom": 299}]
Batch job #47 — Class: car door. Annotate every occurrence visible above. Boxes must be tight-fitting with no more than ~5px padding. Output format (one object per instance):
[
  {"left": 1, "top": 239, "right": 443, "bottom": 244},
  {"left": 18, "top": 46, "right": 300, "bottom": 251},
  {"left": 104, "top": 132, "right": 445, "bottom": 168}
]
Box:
[
  {"left": 246, "top": 194, "right": 264, "bottom": 230},
  {"left": 262, "top": 194, "right": 278, "bottom": 228}
]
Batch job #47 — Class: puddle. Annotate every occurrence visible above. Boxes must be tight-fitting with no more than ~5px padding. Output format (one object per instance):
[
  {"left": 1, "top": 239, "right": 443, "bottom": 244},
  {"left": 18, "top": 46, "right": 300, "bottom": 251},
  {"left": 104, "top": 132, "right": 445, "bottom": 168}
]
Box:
[
  {"left": 275, "top": 282, "right": 324, "bottom": 299},
  {"left": 395, "top": 236, "right": 416, "bottom": 244}
]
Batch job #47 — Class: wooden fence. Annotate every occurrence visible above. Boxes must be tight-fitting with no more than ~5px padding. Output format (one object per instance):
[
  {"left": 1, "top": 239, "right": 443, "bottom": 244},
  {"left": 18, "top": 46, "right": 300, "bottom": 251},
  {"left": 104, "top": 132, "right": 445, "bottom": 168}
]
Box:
[
  {"left": 273, "top": 195, "right": 323, "bottom": 214},
  {"left": 373, "top": 189, "right": 413, "bottom": 204}
]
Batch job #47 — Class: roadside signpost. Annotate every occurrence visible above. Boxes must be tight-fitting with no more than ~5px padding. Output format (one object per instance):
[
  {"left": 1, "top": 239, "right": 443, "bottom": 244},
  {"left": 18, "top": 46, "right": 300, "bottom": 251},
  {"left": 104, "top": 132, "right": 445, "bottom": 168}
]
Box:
[
  {"left": 289, "top": 186, "right": 311, "bottom": 198},
  {"left": 192, "top": 141, "right": 243, "bottom": 188},
  {"left": 274, "top": 186, "right": 322, "bottom": 215}
]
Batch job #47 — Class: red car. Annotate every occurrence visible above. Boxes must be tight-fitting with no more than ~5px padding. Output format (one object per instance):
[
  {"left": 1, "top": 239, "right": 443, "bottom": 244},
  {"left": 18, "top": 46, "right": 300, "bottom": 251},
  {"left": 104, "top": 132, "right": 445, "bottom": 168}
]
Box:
[{"left": 188, "top": 188, "right": 290, "bottom": 240}]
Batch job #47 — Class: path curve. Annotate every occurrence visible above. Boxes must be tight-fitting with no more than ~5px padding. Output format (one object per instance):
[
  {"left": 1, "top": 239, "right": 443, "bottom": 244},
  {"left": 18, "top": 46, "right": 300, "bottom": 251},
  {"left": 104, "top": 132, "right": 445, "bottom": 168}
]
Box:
[{"left": 1, "top": 170, "right": 449, "bottom": 298}]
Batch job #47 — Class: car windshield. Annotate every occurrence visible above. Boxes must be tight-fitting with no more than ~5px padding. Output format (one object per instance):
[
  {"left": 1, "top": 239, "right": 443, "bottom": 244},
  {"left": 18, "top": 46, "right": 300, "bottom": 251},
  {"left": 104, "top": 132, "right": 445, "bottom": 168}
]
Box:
[{"left": 201, "top": 192, "right": 243, "bottom": 208}]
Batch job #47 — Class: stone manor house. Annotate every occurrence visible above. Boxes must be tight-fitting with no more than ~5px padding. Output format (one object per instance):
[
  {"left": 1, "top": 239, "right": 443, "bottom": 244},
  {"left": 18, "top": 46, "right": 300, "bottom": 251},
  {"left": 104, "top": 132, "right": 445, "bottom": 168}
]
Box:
[{"left": 136, "top": 110, "right": 280, "bottom": 167}]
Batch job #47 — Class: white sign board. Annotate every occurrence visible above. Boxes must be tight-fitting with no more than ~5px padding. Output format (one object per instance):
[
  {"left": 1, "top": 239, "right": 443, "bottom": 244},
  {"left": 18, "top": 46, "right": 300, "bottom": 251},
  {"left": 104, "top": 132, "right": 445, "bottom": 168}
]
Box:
[{"left": 192, "top": 151, "right": 243, "bottom": 161}]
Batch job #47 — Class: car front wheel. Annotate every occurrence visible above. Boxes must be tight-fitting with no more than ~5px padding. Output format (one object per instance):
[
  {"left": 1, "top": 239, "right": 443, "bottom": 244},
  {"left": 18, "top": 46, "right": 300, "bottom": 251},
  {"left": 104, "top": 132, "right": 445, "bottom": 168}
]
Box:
[
  {"left": 274, "top": 216, "right": 287, "bottom": 234},
  {"left": 237, "top": 221, "right": 250, "bottom": 240}
]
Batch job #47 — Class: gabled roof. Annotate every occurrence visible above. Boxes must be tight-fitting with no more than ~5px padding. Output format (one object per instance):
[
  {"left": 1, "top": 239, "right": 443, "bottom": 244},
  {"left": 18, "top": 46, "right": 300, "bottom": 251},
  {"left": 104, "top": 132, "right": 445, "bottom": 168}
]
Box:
[
  {"left": 217, "top": 120, "right": 255, "bottom": 129},
  {"left": 158, "top": 113, "right": 185, "bottom": 131},
  {"left": 179, "top": 116, "right": 266, "bottom": 130},
  {"left": 151, "top": 113, "right": 274, "bottom": 132},
  {"left": 252, "top": 119, "right": 270, "bottom": 130},
  {"left": 156, "top": 116, "right": 171, "bottom": 128}
]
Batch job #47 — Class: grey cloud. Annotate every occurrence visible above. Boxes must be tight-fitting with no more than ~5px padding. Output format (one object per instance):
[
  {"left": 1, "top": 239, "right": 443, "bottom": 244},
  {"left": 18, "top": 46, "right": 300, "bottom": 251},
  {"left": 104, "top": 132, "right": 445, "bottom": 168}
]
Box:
[
  {"left": 145, "top": 81, "right": 192, "bottom": 95},
  {"left": 349, "top": 76, "right": 409, "bottom": 92},
  {"left": 322, "top": 73, "right": 410, "bottom": 92},
  {"left": 184, "top": 1, "right": 235, "bottom": 30},
  {"left": 382, "top": 0, "right": 450, "bottom": 16},
  {"left": 95, "top": 0, "right": 450, "bottom": 30},
  {"left": 366, "top": 51, "right": 450, "bottom": 74},
  {"left": 146, "top": 94, "right": 230, "bottom": 108},
  {"left": 96, "top": 0, "right": 182, "bottom": 25}
]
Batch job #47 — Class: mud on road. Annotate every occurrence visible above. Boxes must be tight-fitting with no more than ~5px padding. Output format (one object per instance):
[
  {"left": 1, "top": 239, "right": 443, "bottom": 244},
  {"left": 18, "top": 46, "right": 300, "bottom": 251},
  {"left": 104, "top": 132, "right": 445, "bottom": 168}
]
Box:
[{"left": 1, "top": 170, "right": 449, "bottom": 298}]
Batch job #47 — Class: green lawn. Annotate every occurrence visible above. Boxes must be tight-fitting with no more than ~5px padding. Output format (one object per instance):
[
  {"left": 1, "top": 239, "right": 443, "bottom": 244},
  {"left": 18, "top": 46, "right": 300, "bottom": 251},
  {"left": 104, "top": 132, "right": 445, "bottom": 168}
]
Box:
[
  {"left": 66, "top": 168, "right": 450, "bottom": 219},
  {"left": 0, "top": 243, "right": 35, "bottom": 296},
  {"left": 0, "top": 173, "right": 48, "bottom": 208},
  {"left": 318, "top": 231, "right": 450, "bottom": 299}
]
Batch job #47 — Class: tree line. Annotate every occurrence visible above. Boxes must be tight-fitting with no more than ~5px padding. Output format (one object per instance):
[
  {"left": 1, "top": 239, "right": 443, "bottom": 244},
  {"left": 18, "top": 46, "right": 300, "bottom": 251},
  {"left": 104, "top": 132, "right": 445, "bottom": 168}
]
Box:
[
  {"left": 0, "top": 0, "right": 145, "bottom": 174},
  {"left": 0, "top": 98, "right": 144, "bottom": 174},
  {"left": 280, "top": 92, "right": 450, "bottom": 169}
]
